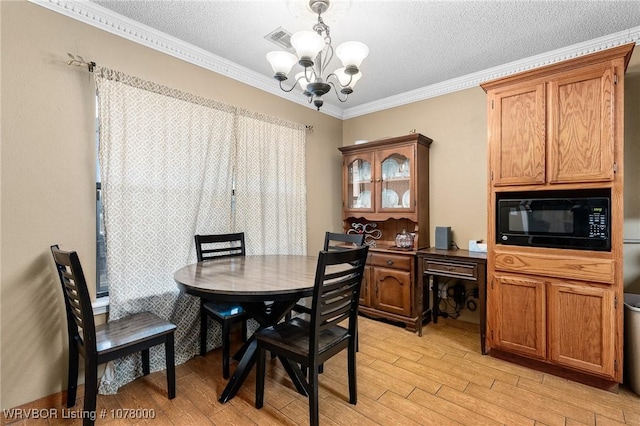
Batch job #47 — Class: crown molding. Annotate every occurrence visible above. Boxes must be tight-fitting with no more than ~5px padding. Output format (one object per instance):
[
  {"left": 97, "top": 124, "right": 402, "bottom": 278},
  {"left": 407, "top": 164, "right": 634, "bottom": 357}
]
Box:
[
  {"left": 28, "top": 0, "right": 344, "bottom": 119},
  {"left": 30, "top": 0, "right": 640, "bottom": 121},
  {"left": 342, "top": 26, "right": 640, "bottom": 119}
]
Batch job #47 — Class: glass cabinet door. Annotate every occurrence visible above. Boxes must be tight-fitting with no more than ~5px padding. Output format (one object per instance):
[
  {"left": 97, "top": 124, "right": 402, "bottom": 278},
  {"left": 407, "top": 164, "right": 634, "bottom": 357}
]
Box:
[
  {"left": 345, "top": 154, "right": 374, "bottom": 212},
  {"left": 377, "top": 146, "right": 413, "bottom": 211}
]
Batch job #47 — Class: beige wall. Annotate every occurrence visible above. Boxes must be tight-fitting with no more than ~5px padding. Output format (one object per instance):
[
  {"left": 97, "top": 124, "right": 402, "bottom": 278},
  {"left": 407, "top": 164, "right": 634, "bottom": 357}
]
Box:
[
  {"left": 343, "top": 87, "right": 488, "bottom": 249},
  {"left": 0, "top": 1, "right": 343, "bottom": 409}
]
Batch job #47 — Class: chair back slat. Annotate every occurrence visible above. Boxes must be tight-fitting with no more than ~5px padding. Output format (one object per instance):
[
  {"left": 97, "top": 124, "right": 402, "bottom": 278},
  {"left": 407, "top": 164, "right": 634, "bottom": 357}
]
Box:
[
  {"left": 323, "top": 232, "right": 365, "bottom": 252},
  {"left": 51, "top": 245, "right": 97, "bottom": 355},
  {"left": 195, "top": 233, "right": 246, "bottom": 262},
  {"left": 310, "top": 246, "right": 368, "bottom": 353},
  {"left": 318, "top": 268, "right": 362, "bottom": 330}
]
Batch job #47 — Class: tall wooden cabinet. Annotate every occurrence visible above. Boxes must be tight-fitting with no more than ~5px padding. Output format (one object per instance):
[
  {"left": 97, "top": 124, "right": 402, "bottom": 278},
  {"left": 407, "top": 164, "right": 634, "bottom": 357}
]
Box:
[
  {"left": 339, "top": 134, "right": 432, "bottom": 333},
  {"left": 481, "top": 44, "right": 634, "bottom": 388}
]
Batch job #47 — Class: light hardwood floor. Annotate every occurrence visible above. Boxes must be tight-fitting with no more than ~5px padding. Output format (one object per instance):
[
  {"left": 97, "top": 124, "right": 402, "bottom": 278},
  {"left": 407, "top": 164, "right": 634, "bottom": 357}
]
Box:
[{"left": 4, "top": 316, "right": 640, "bottom": 425}]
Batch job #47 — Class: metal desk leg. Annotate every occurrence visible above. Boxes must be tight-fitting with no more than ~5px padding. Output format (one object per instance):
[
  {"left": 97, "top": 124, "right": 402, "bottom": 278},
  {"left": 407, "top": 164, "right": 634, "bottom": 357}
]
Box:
[{"left": 432, "top": 275, "right": 440, "bottom": 323}]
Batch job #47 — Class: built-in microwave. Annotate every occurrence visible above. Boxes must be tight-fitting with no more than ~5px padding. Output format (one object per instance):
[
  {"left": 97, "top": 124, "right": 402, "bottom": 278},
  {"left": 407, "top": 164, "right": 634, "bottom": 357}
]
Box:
[{"left": 496, "top": 192, "right": 610, "bottom": 251}]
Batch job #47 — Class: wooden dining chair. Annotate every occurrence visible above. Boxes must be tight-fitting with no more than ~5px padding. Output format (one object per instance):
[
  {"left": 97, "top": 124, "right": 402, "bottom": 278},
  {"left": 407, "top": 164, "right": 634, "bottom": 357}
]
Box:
[
  {"left": 50, "top": 245, "right": 176, "bottom": 426},
  {"left": 255, "top": 245, "right": 369, "bottom": 426},
  {"left": 291, "top": 231, "right": 366, "bottom": 316},
  {"left": 195, "top": 232, "right": 251, "bottom": 379}
]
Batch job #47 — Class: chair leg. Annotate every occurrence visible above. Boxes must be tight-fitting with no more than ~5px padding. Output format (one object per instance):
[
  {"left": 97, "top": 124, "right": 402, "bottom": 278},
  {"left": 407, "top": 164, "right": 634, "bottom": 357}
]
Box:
[
  {"left": 308, "top": 367, "right": 320, "bottom": 426},
  {"left": 200, "top": 303, "right": 208, "bottom": 356},
  {"left": 241, "top": 320, "right": 247, "bottom": 342},
  {"left": 82, "top": 359, "right": 98, "bottom": 426},
  {"left": 142, "top": 349, "right": 150, "bottom": 376},
  {"left": 222, "top": 320, "right": 231, "bottom": 379},
  {"left": 166, "top": 333, "right": 176, "bottom": 399},
  {"left": 255, "top": 346, "right": 266, "bottom": 409},
  {"left": 348, "top": 339, "right": 357, "bottom": 404},
  {"left": 355, "top": 325, "right": 359, "bottom": 352},
  {"left": 66, "top": 344, "right": 79, "bottom": 407}
]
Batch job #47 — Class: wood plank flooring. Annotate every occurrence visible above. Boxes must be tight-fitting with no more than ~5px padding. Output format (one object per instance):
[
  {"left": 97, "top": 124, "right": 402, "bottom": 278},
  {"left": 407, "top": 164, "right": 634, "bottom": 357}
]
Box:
[{"left": 4, "top": 316, "right": 640, "bottom": 425}]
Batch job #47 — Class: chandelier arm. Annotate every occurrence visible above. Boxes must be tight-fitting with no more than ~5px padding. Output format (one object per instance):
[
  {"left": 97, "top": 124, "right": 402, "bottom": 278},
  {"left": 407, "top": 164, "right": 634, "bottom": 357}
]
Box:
[
  {"left": 326, "top": 80, "right": 349, "bottom": 103},
  {"left": 278, "top": 76, "right": 308, "bottom": 93},
  {"left": 320, "top": 43, "right": 334, "bottom": 76},
  {"left": 304, "top": 66, "right": 317, "bottom": 83}
]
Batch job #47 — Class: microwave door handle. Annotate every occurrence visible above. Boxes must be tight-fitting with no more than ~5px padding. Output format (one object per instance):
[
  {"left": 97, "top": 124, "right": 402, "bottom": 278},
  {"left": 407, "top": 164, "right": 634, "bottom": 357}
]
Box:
[{"left": 520, "top": 205, "right": 529, "bottom": 233}]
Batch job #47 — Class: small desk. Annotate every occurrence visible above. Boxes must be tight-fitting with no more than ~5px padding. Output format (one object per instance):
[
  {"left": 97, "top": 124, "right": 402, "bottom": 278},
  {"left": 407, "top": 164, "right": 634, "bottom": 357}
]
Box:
[
  {"left": 174, "top": 255, "right": 319, "bottom": 403},
  {"left": 416, "top": 248, "right": 487, "bottom": 354}
]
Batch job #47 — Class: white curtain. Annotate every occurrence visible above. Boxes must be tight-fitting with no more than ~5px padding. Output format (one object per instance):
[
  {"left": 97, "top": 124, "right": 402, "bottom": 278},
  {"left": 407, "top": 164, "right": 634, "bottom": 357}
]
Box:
[
  {"left": 235, "top": 111, "right": 307, "bottom": 255},
  {"left": 93, "top": 67, "right": 306, "bottom": 394}
]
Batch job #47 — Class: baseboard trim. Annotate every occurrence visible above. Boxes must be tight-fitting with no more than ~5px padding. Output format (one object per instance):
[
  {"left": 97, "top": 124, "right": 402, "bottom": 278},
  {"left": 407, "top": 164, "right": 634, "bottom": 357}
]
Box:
[{"left": 490, "top": 348, "right": 619, "bottom": 392}]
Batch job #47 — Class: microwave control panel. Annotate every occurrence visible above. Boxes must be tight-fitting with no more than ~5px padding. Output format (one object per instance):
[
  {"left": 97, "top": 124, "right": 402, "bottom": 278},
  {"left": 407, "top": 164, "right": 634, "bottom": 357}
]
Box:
[{"left": 588, "top": 207, "right": 608, "bottom": 239}]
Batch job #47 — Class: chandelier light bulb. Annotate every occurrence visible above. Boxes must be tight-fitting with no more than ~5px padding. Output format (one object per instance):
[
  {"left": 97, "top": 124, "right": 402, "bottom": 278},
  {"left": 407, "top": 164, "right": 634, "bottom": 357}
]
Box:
[
  {"left": 295, "top": 71, "right": 312, "bottom": 94},
  {"left": 266, "top": 51, "right": 298, "bottom": 80},
  {"left": 334, "top": 68, "right": 362, "bottom": 89},
  {"left": 336, "top": 41, "right": 369, "bottom": 73},
  {"left": 290, "top": 30, "right": 325, "bottom": 65}
]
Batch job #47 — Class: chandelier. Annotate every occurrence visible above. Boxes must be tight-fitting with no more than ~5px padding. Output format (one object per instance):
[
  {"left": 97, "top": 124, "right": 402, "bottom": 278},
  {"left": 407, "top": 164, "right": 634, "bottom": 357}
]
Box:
[{"left": 266, "top": 0, "right": 369, "bottom": 111}]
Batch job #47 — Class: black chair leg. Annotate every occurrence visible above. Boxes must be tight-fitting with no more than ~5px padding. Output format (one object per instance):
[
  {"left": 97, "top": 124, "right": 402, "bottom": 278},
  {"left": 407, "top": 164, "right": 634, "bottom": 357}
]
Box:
[
  {"left": 309, "top": 368, "right": 320, "bottom": 426},
  {"left": 348, "top": 342, "right": 357, "bottom": 404},
  {"left": 222, "top": 320, "right": 230, "bottom": 379},
  {"left": 255, "top": 347, "right": 266, "bottom": 409},
  {"left": 83, "top": 359, "right": 98, "bottom": 426},
  {"left": 166, "top": 334, "right": 176, "bottom": 399},
  {"left": 142, "top": 349, "right": 150, "bottom": 375},
  {"left": 67, "top": 346, "right": 79, "bottom": 407},
  {"left": 241, "top": 320, "right": 247, "bottom": 342}
]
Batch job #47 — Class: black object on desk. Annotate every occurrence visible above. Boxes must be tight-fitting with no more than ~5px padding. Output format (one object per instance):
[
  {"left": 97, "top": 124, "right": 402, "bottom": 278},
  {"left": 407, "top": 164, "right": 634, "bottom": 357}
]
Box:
[{"left": 417, "top": 248, "right": 487, "bottom": 355}]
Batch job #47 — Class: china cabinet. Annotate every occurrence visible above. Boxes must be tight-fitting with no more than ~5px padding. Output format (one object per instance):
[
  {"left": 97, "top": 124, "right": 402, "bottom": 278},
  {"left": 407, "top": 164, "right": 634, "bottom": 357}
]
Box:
[
  {"left": 339, "top": 133, "right": 431, "bottom": 333},
  {"left": 481, "top": 43, "right": 633, "bottom": 389}
]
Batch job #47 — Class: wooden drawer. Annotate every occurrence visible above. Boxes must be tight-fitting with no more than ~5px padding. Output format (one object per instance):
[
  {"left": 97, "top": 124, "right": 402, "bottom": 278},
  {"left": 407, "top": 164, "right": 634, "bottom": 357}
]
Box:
[
  {"left": 369, "top": 252, "right": 412, "bottom": 271},
  {"left": 424, "top": 259, "right": 478, "bottom": 281},
  {"left": 493, "top": 249, "right": 614, "bottom": 284}
]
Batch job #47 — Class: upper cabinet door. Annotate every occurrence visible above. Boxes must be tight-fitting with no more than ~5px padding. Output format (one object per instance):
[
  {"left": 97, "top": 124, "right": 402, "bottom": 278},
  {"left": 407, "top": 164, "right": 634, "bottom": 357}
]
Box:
[
  {"left": 547, "top": 64, "right": 615, "bottom": 183},
  {"left": 489, "top": 82, "right": 546, "bottom": 186},
  {"left": 343, "top": 152, "right": 375, "bottom": 214},
  {"left": 376, "top": 146, "right": 414, "bottom": 213}
]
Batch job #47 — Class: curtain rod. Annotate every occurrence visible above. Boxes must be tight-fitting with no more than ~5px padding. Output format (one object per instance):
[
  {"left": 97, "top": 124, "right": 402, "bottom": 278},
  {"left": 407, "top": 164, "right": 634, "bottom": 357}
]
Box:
[
  {"left": 68, "top": 53, "right": 314, "bottom": 129},
  {"left": 67, "top": 53, "right": 95, "bottom": 72}
]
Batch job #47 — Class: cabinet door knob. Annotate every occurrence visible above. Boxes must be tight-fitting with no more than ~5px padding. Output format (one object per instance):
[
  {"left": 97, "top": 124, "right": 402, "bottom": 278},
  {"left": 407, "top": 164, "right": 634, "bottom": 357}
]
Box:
[{"left": 387, "top": 260, "right": 394, "bottom": 266}]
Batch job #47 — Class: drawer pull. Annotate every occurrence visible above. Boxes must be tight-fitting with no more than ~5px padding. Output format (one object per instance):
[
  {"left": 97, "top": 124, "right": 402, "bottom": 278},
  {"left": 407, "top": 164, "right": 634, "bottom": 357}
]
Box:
[{"left": 386, "top": 260, "right": 394, "bottom": 266}]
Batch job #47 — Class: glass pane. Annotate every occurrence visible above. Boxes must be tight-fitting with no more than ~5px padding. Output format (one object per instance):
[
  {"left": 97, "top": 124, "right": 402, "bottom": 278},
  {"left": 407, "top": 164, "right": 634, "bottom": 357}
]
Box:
[
  {"left": 381, "top": 153, "right": 410, "bottom": 209},
  {"left": 347, "top": 159, "right": 372, "bottom": 209}
]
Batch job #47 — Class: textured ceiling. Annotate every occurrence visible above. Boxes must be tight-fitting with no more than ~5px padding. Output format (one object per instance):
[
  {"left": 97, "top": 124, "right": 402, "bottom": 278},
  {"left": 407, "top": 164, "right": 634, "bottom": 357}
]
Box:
[{"left": 86, "top": 0, "right": 640, "bottom": 116}]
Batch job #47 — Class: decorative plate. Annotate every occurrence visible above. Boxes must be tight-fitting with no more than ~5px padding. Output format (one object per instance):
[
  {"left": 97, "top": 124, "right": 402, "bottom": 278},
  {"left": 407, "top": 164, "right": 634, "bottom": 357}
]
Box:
[
  {"left": 381, "top": 189, "right": 398, "bottom": 208},
  {"left": 402, "top": 190, "right": 411, "bottom": 208},
  {"left": 381, "top": 158, "right": 399, "bottom": 179}
]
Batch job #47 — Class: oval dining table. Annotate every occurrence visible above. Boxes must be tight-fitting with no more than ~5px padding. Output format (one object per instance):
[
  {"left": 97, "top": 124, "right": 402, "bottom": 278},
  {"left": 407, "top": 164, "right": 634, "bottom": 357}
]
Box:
[{"left": 174, "top": 255, "right": 319, "bottom": 403}]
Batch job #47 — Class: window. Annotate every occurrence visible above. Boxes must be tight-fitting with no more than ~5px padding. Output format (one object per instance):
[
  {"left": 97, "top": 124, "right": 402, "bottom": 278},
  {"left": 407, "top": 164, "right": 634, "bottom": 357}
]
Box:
[{"left": 96, "top": 109, "right": 108, "bottom": 297}]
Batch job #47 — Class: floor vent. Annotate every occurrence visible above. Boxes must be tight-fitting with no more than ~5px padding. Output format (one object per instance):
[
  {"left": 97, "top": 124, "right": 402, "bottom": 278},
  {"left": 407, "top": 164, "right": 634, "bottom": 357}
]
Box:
[{"left": 264, "top": 27, "right": 294, "bottom": 51}]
